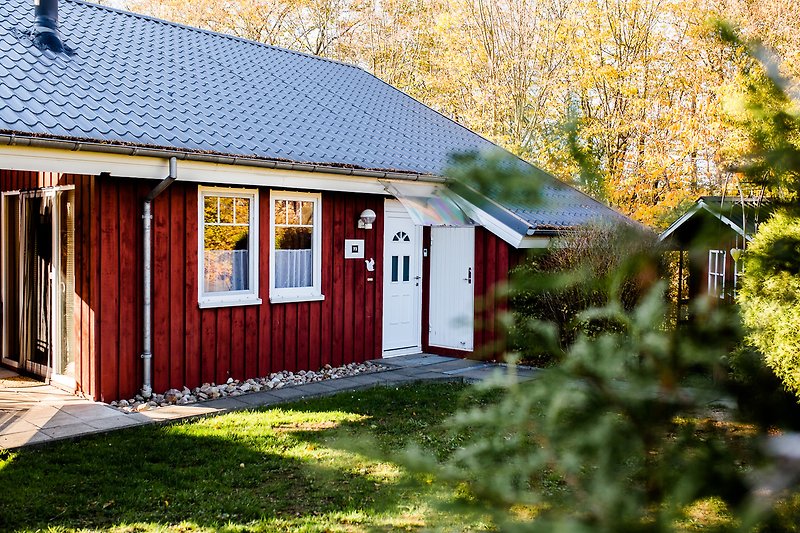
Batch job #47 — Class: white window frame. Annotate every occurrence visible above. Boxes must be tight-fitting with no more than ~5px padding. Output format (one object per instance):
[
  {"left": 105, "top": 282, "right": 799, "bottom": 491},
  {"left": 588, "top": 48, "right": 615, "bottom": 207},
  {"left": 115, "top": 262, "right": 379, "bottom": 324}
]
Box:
[
  {"left": 269, "top": 190, "right": 324, "bottom": 303},
  {"left": 198, "top": 186, "right": 261, "bottom": 308},
  {"left": 708, "top": 249, "right": 726, "bottom": 299}
]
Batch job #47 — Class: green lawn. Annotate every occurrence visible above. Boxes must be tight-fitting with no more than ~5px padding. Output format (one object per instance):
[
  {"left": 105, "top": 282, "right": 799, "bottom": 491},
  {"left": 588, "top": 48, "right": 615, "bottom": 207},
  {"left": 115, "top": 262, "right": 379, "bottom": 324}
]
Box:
[{"left": 0, "top": 382, "right": 486, "bottom": 532}]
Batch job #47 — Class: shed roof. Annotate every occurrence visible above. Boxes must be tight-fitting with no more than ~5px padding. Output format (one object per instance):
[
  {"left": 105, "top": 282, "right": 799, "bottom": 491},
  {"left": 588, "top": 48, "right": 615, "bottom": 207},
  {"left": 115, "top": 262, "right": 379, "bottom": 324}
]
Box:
[
  {"left": 0, "top": 0, "right": 626, "bottom": 232},
  {"left": 659, "top": 196, "right": 773, "bottom": 245}
]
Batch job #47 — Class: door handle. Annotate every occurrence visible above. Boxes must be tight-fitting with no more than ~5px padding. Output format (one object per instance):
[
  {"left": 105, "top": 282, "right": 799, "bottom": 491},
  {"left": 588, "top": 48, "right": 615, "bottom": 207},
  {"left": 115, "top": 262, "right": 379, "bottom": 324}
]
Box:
[{"left": 464, "top": 267, "right": 472, "bottom": 284}]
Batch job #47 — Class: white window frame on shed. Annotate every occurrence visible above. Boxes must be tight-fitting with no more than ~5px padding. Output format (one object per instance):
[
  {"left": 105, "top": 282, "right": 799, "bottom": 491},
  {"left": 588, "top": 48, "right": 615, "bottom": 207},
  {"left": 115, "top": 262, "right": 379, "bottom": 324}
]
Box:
[
  {"left": 269, "top": 191, "right": 324, "bottom": 303},
  {"left": 708, "top": 249, "right": 726, "bottom": 299},
  {"left": 198, "top": 186, "right": 261, "bottom": 308}
]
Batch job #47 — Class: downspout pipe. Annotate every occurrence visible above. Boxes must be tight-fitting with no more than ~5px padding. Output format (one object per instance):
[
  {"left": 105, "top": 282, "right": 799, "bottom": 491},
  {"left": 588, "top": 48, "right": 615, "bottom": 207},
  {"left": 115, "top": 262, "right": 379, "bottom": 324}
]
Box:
[{"left": 141, "top": 157, "right": 177, "bottom": 398}]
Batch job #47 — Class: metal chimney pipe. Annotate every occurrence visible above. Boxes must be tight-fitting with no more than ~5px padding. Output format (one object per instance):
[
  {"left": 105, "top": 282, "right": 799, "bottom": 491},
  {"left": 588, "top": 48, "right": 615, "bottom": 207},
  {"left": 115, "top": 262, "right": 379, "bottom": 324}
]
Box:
[{"left": 33, "top": 0, "right": 66, "bottom": 53}]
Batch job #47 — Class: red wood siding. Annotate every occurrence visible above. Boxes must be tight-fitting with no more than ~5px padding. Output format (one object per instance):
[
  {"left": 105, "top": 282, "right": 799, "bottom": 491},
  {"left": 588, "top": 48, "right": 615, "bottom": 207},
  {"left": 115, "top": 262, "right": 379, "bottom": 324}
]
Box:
[
  {"left": 0, "top": 170, "right": 99, "bottom": 399},
  {"left": 91, "top": 179, "right": 384, "bottom": 400},
  {"left": 423, "top": 226, "right": 515, "bottom": 360}
]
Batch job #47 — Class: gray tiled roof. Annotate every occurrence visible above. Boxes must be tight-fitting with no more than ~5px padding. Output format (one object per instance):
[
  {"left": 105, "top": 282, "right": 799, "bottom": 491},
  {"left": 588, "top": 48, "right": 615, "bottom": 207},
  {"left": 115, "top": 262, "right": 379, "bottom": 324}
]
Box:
[{"left": 0, "top": 0, "right": 625, "bottom": 231}]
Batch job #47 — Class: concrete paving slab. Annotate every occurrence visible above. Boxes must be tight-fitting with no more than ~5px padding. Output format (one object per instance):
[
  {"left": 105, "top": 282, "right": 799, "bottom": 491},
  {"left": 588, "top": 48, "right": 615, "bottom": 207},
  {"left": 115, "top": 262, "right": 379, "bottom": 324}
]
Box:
[
  {"left": 59, "top": 403, "right": 124, "bottom": 421},
  {"left": 85, "top": 414, "right": 148, "bottom": 431},
  {"left": 422, "top": 359, "right": 487, "bottom": 373},
  {"left": 376, "top": 354, "right": 453, "bottom": 367},
  {"left": 0, "top": 428, "right": 52, "bottom": 448},
  {"left": 138, "top": 405, "right": 220, "bottom": 421},
  {"left": 195, "top": 397, "right": 250, "bottom": 411},
  {"left": 40, "top": 422, "right": 101, "bottom": 440},
  {"left": 233, "top": 391, "right": 284, "bottom": 406},
  {"left": 314, "top": 377, "right": 364, "bottom": 392},
  {"left": 290, "top": 382, "right": 339, "bottom": 397},
  {"left": 264, "top": 386, "right": 312, "bottom": 401},
  {"left": 0, "top": 417, "right": 41, "bottom": 436}
]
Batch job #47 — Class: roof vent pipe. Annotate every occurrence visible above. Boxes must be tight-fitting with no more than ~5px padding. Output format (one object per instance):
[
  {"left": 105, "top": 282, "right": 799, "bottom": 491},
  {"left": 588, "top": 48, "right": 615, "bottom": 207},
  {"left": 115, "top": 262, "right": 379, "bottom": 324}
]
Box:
[{"left": 33, "top": 0, "right": 67, "bottom": 54}]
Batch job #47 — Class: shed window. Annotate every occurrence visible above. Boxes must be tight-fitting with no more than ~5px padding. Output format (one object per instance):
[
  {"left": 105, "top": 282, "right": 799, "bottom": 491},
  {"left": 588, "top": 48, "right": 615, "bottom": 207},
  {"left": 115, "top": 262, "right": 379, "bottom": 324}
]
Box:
[
  {"left": 708, "top": 249, "right": 726, "bottom": 299},
  {"left": 270, "top": 191, "right": 323, "bottom": 303},
  {"left": 198, "top": 187, "right": 260, "bottom": 308}
]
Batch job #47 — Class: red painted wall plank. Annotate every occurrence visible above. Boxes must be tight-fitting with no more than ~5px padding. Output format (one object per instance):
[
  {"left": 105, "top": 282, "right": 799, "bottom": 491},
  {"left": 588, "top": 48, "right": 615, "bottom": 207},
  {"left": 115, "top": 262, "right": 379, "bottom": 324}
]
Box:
[
  {"left": 297, "top": 302, "right": 310, "bottom": 371},
  {"left": 184, "top": 188, "right": 201, "bottom": 387},
  {"left": 257, "top": 193, "right": 271, "bottom": 376},
  {"left": 331, "top": 195, "right": 345, "bottom": 367},
  {"left": 245, "top": 305, "right": 258, "bottom": 378},
  {"left": 117, "top": 182, "right": 138, "bottom": 399},
  {"left": 98, "top": 180, "right": 120, "bottom": 402},
  {"left": 284, "top": 303, "right": 297, "bottom": 372},
  {"left": 231, "top": 306, "right": 245, "bottom": 380},
  {"left": 320, "top": 193, "right": 334, "bottom": 367},
  {"left": 152, "top": 192, "right": 171, "bottom": 393},
  {"left": 200, "top": 308, "right": 216, "bottom": 384},
  {"left": 169, "top": 187, "right": 187, "bottom": 389},
  {"left": 216, "top": 307, "right": 232, "bottom": 384}
]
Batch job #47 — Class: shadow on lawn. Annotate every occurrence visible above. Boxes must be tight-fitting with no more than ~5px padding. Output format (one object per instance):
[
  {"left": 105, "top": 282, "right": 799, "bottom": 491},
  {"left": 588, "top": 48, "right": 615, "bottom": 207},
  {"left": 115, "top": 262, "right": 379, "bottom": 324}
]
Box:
[{"left": 0, "top": 417, "right": 417, "bottom": 532}]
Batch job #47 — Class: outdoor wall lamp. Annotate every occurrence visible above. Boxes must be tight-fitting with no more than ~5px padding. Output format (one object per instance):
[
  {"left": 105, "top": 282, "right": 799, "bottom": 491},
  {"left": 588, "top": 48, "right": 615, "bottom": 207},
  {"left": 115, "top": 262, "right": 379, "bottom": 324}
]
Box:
[{"left": 358, "top": 209, "right": 377, "bottom": 229}]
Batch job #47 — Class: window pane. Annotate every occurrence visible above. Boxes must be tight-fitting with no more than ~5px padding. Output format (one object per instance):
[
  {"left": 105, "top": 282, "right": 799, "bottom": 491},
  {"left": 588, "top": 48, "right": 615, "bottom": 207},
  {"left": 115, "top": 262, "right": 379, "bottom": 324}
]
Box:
[
  {"left": 403, "top": 255, "right": 410, "bottom": 282},
  {"left": 287, "top": 201, "right": 301, "bottom": 225},
  {"left": 218, "top": 197, "right": 234, "bottom": 224},
  {"left": 204, "top": 196, "right": 217, "bottom": 224},
  {"left": 275, "top": 227, "right": 312, "bottom": 250},
  {"left": 274, "top": 200, "right": 287, "bottom": 225},
  {"left": 204, "top": 226, "right": 250, "bottom": 293},
  {"left": 275, "top": 226, "right": 313, "bottom": 289},
  {"left": 301, "top": 201, "right": 314, "bottom": 225},
  {"left": 234, "top": 197, "right": 250, "bottom": 224},
  {"left": 203, "top": 194, "right": 251, "bottom": 295},
  {"left": 391, "top": 256, "right": 398, "bottom": 282}
]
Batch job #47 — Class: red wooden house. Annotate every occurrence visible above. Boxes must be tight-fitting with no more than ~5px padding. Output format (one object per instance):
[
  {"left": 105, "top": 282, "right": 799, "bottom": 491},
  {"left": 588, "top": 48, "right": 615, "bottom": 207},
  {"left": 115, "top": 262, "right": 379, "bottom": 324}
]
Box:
[{"left": 0, "top": 0, "right": 627, "bottom": 401}]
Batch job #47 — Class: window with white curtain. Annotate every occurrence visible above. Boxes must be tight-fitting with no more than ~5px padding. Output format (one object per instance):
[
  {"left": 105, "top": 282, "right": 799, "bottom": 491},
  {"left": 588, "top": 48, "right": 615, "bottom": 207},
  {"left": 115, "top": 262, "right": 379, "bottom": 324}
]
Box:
[
  {"left": 270, "top": 191, "right": 323, "bottom": 302},
  {"left": 198, "top": 187, "right": 260, "bottom": 308}
]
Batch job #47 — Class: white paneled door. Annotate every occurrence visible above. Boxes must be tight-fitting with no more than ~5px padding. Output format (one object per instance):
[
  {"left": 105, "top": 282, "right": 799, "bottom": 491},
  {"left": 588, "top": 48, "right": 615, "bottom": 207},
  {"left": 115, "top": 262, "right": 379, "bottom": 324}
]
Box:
[
  {"left": 382, "top": 201, "right": 422, "bottom": 356},
  {"left": 429, "top": 226, "right": 474, "bottom": 351}
]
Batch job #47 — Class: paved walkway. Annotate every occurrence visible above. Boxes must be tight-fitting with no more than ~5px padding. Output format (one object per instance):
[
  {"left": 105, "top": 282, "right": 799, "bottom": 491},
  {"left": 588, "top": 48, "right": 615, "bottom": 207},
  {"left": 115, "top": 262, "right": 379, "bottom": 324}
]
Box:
[{"left": 0, "top": 355, "right": 539, "bottom": 451}]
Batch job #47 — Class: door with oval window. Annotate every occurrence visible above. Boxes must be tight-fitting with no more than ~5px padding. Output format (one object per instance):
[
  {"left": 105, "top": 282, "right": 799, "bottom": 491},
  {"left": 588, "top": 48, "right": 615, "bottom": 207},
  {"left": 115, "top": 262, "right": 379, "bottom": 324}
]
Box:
[{"left": 382, "top": 200, "right": 422, "bottom": 356}]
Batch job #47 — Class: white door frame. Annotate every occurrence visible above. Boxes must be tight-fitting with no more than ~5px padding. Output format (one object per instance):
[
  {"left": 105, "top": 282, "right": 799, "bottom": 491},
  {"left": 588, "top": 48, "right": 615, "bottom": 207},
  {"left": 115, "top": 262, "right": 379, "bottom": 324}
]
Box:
[
  {"left": 382, "top": 200, "right": 423, "bottom": 356},
  {"left": 1, "top": 186, "right": 75, "bottom": 390}
]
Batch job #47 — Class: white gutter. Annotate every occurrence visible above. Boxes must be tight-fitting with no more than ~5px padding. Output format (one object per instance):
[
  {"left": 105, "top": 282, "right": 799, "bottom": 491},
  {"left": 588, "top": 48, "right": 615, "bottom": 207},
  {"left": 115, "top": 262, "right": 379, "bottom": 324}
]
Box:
[{"left": 141, "top": 157, "right": 177, "bottom": 398}]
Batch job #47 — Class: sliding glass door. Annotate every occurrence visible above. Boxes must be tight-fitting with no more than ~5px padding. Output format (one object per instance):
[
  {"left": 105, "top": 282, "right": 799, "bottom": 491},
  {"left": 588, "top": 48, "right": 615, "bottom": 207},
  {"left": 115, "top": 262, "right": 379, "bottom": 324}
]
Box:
[{"left": 2, "top": 188, "right": 75, "bottom": 385}]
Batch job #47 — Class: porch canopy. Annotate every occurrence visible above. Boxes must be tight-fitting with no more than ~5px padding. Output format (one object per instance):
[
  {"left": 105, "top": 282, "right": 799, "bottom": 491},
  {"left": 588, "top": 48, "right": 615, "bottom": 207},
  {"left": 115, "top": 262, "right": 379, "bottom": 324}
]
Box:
[{"left": 383, "top": 182, "right": 475, "bottom": 227}]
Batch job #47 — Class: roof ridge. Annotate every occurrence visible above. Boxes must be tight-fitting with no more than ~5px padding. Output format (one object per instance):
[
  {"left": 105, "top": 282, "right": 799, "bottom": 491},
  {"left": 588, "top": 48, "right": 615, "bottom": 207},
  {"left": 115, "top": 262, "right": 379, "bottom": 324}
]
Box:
[{"left": 65, "top": 0, "right": 364, "bottom": 71}]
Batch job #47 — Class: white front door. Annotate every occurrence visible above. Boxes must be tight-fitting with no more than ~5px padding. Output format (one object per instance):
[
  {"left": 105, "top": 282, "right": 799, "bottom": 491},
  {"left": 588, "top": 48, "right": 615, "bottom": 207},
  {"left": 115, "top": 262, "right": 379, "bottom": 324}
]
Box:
[
  {"left": 429, "top": 226, "right": 475, "bottom": 351},
  {"left": 382, "top": 200, "right": 422, "bottom": 356}
]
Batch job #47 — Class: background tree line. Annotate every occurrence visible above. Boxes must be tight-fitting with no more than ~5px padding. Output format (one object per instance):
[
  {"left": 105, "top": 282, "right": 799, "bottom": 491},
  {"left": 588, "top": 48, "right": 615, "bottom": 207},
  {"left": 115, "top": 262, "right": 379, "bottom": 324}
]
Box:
[{"left": 109, "top": 0, "right": 799, "bottom": 227}]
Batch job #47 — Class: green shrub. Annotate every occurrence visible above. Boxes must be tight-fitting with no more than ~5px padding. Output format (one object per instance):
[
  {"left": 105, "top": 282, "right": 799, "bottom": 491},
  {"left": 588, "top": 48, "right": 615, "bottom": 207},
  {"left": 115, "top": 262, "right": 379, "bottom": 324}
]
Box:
[
  {"left": 508, "top": 224, "right": 663, "bottom": 365},
  {"left": 739, "top": 210, "right": 800, "bottom": 399}
]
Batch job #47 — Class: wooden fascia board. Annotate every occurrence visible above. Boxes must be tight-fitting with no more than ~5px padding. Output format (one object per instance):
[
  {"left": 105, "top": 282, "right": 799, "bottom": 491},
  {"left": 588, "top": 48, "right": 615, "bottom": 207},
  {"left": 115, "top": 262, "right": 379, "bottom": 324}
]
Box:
[
  {"left": 659, "top": 200, "right": 752, "bottom": 243},
  {"left": 0, "top": 144, "right": 440, "bottom": 196}
]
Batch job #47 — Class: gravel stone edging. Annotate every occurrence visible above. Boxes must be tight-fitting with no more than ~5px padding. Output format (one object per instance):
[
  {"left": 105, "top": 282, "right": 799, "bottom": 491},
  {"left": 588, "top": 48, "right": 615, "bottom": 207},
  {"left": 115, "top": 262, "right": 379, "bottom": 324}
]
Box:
[{"left": 110, "top": 361, "right": 388, "bottom": 413}]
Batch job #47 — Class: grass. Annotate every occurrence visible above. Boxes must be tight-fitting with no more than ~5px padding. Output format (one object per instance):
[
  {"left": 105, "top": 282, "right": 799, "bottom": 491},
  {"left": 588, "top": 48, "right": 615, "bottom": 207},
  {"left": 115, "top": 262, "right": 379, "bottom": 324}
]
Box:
[
  {"left": 0, "top": 382, "right": 487, "bottom": 532},
  {"left": 3, "top": 380, "right": 798, "bottom": 532}
]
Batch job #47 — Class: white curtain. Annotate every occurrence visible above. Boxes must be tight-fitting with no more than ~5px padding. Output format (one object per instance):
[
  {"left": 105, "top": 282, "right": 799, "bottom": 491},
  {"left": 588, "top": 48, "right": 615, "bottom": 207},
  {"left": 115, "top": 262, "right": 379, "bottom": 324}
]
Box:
[{"left": 275, "top": 249, "right": 313, "bottom": 288}]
